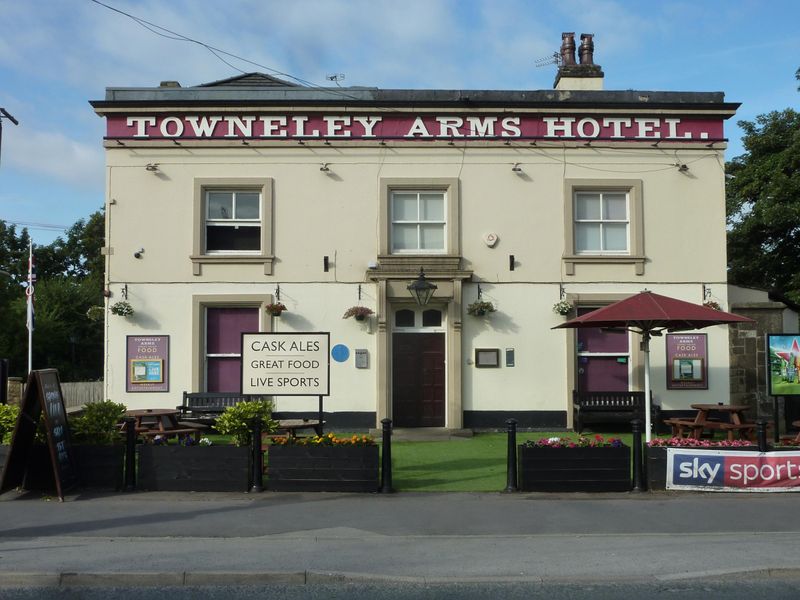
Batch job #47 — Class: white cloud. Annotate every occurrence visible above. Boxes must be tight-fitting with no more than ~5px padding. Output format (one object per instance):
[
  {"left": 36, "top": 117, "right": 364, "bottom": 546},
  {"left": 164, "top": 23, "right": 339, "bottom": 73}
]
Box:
[{"left": 5, "top": 126, "right": 104, "bottom": 189}]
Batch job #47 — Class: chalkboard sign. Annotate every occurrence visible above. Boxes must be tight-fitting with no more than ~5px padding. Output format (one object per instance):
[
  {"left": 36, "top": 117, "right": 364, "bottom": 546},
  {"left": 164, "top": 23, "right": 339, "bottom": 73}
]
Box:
[{"left": 0, "top": 369, "right": 78, "bottom": 500}]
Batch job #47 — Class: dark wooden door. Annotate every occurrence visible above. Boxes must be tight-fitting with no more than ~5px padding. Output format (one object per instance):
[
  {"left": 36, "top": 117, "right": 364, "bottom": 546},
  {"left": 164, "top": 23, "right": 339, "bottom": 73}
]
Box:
[{"left": 392, "top": 333, "right": 445, "bottom": 427}]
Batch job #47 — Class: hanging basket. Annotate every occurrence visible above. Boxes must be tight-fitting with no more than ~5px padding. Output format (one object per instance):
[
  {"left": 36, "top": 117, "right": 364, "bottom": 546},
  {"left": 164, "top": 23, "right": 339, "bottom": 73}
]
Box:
[
  {"left": 343, "top": 306, "right": 374, "bottom": 321},
  {"left": 266, "top": 302, "right": 287, "bottom": 317},
  {"left": 110, "top": 301, "right": 134, "bottom": 317}
]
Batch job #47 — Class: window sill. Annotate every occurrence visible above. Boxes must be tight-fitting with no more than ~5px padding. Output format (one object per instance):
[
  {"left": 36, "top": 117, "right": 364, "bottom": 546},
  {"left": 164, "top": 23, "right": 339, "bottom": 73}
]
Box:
[
  {"left": 190, "top": 254, "right": 275, "bottom": 275},
  {"left": 376, "top": 254, "right": 462, "bottom": 271},
  {"left": 563, "top": 254, "right": 645, "bottom": 276}
]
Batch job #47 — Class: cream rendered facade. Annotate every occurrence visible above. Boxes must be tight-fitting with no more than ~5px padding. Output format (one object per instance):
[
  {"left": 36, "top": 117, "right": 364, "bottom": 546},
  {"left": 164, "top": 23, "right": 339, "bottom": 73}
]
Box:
[{"left": 93, "top": 74, "right": 738, "bottom": 430}]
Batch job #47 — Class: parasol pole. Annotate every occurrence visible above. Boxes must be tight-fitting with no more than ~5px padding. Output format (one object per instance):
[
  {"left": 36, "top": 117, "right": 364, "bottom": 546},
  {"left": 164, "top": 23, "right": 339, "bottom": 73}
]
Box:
[{"left": 642, "top": 330, "right": 652, "bottom": 443}]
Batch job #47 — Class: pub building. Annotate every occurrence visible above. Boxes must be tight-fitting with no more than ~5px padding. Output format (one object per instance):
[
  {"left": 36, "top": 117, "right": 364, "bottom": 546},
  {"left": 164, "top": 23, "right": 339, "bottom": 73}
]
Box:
[{"left": 91, "top": 33, "right": 745, "bottom": 432}]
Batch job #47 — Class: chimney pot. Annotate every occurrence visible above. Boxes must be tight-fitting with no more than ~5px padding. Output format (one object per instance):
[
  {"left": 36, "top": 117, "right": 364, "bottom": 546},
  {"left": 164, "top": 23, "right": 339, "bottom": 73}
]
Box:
[
  {"left": 579, "top": 33, "right": 595, "bottom": 65},
  {"left": 560, "top": 32, "right": 576, "bottom": 66}
]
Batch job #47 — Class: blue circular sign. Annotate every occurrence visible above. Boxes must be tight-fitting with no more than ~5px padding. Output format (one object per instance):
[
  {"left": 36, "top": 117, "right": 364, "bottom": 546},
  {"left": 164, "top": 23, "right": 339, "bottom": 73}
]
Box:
[{"left": 331, "top": 344, "right": 350, "bottom": 363}]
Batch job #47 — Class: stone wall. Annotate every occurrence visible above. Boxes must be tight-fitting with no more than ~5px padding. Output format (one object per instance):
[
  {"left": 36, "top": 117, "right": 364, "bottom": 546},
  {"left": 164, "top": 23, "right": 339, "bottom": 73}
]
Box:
[
  {"left": 5, "top": 377, "right": 23, "bottom": 406},
  {"left": 729, "top": 303, "right": 785, "bottom": 425}
]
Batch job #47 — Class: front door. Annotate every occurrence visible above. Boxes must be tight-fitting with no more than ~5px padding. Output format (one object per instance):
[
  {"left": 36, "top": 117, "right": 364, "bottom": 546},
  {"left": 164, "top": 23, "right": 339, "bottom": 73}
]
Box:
[{"left": 392, "top": 332, "right": 446, "bottom": 427}]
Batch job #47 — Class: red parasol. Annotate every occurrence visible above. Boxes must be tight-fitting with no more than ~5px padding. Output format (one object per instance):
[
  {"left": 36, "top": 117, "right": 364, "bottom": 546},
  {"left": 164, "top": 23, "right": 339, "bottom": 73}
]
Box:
[{"left": 554, "top": 291, "right": 754, "bottom": 441}]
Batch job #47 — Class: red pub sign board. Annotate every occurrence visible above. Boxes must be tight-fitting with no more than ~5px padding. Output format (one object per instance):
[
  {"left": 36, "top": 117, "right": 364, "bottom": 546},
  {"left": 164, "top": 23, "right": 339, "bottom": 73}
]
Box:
[{"left": 106, "top": 114, "right": 724, "bottom": 142}]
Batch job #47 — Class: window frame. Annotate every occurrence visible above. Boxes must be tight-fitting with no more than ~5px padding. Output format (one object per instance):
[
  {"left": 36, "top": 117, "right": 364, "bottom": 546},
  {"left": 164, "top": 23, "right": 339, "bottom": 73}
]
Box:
[
  {"left": 390, "top": 189, "right": 447, "bottom": 254},
  {"left": 191, "top": 177, "right": 274, "bottom": 275},
  {"left": 204, "top": 190, "right": 262, "bottom": 255},
  {"left": 563, "top": 179, "right": 644, "bottom": 276},
  {"left": 573, "top": 190, "right": 630, "bottom": 255}
]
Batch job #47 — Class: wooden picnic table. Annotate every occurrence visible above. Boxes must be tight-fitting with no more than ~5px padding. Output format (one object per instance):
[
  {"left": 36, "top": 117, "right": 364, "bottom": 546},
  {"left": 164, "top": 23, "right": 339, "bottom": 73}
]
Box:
[
  {"left": 124, "top": 408, "right": 202, "bottom": 442},
  {"left": 262, "top": 419, "right": 324, "bottom": 442},
  {"left": 664, "top": 403, "right": 756, "bottom": 441},
  {"left": 780, "top": 420, "right": 800, "bottom": 444}
]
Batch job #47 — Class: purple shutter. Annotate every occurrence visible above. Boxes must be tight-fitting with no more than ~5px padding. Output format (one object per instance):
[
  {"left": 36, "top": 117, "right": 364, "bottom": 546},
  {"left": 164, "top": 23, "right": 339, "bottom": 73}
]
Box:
[
  {"left": 576, "top": 307, "right": 630, "bottom": 392},
  {"left": 206, "top": 307, "right": 259, "bottom": 392}
]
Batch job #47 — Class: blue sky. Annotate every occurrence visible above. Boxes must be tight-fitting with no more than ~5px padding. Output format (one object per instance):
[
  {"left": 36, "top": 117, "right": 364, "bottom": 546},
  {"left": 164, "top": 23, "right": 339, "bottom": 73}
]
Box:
[{"left": 1, "top": 0, "right": 798, "bottom": 246}]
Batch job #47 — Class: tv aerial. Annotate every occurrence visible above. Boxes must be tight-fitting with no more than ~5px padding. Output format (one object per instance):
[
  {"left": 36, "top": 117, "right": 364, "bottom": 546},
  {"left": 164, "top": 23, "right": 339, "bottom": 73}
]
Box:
[
  {"left": 326, "top": 73, "right": 345, "bottom": 86},
  {"left": 534, "top": 51, "right": 561, "bottom": 69}
]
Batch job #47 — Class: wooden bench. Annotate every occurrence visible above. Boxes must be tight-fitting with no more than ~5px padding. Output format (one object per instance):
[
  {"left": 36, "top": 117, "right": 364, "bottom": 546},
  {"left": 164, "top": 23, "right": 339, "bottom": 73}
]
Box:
[
  {"left": 573, "top": 391, "right": 660, "bottom": 434},
  {"left": 177, "top": 392, "right": 262, "bottom": 423}
]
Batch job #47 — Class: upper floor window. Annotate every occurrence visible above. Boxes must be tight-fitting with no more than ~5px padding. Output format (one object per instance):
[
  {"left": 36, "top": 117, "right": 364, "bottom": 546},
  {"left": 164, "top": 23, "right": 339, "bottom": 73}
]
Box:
[
  {"left": 191, "top": 177, "right": 274, "bottom": 275},
  {"left": 390, "top": 190, "right": 446, "bottom": 253},
  {"left": 574, "top": 191, "right": 629, "bottom": 254},
  {"left": 562, "top": 179, "right": 644, "bottom": 276},
  {"left": 206, "top": 190, "right": 261, "bottom": 253}
]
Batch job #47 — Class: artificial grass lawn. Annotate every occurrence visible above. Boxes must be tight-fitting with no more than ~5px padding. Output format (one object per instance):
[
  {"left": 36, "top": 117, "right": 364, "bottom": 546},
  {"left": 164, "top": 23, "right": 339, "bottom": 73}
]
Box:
[
  {"left": 389, "top": 431, "right": 637, "bottom": 492},
  {"left": 207, "top": 430, "right": 644, "bottom": 493}
]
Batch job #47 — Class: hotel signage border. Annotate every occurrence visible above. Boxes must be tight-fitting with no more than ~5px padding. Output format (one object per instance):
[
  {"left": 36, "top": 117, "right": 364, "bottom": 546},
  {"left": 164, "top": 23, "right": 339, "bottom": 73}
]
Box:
[{"left": 107, "top": 113, "right": 724, "bottom": 142}]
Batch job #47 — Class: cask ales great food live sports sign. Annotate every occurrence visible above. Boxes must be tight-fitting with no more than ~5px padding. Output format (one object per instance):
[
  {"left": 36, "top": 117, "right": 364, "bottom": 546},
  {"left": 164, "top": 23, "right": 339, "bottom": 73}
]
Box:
[
  {"left": 106, "top": 114, "right": 724, "bottom": 142},
  {"left": 241, "top": 332, "right": 330, "bottom": 396}
]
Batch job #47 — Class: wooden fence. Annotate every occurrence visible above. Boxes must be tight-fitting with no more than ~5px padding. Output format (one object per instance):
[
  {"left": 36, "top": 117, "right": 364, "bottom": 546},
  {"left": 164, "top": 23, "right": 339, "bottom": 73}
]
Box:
[{"left": 61, "top": 381, "right": 104, "bottom": 411}]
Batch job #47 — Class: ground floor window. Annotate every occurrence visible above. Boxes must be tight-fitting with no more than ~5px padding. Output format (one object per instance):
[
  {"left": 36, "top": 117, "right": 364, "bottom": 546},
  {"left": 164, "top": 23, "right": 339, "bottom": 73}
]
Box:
[
  {"left": 205, "top": 307, "right": 259, "bottom": 392},
  {"left": 576, "top": 306, "right": 630, "bottom": 392}
]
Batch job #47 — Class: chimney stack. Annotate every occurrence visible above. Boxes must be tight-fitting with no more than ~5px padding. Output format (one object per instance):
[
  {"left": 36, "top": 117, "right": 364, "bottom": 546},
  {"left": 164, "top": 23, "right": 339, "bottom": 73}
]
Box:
[{"left": 554, "top": 32, "right": 604, "bottom": 91}]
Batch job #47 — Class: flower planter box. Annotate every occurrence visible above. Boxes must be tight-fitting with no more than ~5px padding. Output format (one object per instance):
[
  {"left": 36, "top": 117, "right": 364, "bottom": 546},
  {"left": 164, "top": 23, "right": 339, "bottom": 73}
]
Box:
[
  {"left": 0, "top": 444, "right": 8, "bottom": 481},
  {"left": 267, "top": 445, "right": 379, "bottom": 492},
  {"left": 18, "top": 444, "right": 124, "bottom": 491},
  {"left": 518, "top": 445, "right": 631, "bottom": 492},
  {"left": 647, "top": 445, "right": 759, "bottom": 491},
  {"left": 137, "top": 445, "right": 251, "bottom": 492},
  {"left": 75, "top": 445, "right": 125, "bottom": 490}
]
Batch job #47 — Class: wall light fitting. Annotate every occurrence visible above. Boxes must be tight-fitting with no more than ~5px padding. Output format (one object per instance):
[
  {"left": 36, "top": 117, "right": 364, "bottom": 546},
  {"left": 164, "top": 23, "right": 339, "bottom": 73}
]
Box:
[
  {"left": 511, "top": 163, "right": 522, "bottom": 173},
  {"left": 145, "top": 163, "right": 159, "bottom": 172},
  {"left": 320, "top": 163, "right": 330, "bottom": 172}
]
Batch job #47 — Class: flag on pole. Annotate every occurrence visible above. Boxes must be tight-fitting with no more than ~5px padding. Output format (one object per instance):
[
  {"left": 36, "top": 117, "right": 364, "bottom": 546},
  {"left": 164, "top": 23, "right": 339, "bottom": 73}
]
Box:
[{"left": 26, "top": 242, "right": 35, "bottom": 333}]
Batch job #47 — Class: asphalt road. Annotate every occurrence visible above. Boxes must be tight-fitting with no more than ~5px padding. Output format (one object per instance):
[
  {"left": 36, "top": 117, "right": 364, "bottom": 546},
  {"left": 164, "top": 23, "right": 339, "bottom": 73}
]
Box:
[{"left": 1, "top": 489, "right": 799, "bottom": 590}]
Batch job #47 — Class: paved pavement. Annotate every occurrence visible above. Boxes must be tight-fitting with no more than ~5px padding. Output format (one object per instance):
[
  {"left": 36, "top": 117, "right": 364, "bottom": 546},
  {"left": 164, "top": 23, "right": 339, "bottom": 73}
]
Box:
[{"left": 1, "top": 488, "right": 800, "bottom": 587}]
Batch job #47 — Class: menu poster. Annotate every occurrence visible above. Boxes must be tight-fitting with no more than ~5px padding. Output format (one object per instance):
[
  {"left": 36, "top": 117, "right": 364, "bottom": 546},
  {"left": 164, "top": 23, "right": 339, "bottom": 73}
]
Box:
[
  {"left": 0, "top": 369, "right": 78, "bottom": 500},
  {"left": 666, "top": 333, "right": 708, "bottom": 390},
  {"left": 126, "top": 335, "right": 169, "bottom": 392}
]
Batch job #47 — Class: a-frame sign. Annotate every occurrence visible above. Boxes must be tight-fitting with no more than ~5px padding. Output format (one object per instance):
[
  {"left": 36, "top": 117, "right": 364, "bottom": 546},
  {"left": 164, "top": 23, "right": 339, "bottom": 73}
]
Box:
[{"left": 0, "top": 369, "right": 78, "bottom": 500}]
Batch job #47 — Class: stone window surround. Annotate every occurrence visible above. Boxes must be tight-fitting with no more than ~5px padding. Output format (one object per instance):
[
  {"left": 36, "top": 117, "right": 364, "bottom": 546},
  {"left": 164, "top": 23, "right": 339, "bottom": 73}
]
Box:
[
  {"left": 191, "top": 294, "right": 272, "bottom": 392},
  {"left": 191, "top": 177, "right": 274, "bottom": 275},
  {"left": 378, "top": 177, "right": 460, "bottom": 269},
  {"left": 563, "top": 292, "right": 644, "bottom": 429},
  {"left": 563, "top": 178, "right": 645, "bottom": 276}
]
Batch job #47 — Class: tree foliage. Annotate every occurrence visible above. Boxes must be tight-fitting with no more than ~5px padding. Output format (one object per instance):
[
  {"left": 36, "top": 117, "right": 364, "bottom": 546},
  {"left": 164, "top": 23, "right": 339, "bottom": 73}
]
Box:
[
  {"left": 726, "top": 108, "right": 800, "bottom": 301},
  {"left": 0, "top": 211, "right": 105, "bottom": 379}
]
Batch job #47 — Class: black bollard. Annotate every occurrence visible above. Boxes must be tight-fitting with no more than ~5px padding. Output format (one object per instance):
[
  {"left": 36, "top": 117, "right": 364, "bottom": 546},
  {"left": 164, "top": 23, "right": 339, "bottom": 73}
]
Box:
[
  {"left": 380, "top": 418, "right": 393, "bottom": 493},
  {"left": 505, "top": 419, "right": 518, "bottom": 492},
  {"left": 756, "top": 420, "right": 768, "bottom": 453},
  {"left": 123, "top": 417, "right": 136, "bottom": 491},
  {"left": 250, "top": 418, "right": 263, "bottom": 493},
  {"left": 631, "top": 419, "right": 644, "bottom": 492}
]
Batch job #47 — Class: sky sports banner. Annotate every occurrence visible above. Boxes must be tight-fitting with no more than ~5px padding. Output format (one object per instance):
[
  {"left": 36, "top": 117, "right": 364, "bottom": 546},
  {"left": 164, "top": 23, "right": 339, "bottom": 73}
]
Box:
[{"left": 667, "top": 448, "right": 800, "bottom": 492}]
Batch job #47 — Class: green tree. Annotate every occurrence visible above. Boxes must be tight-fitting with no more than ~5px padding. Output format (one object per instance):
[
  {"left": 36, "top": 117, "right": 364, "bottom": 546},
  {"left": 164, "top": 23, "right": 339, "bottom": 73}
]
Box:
[
  {"left": 726, "top": 108, "right": 800, "bottom": 301},
  {"left": 0, "top": 210, "right": 105, "bottom": 379}
]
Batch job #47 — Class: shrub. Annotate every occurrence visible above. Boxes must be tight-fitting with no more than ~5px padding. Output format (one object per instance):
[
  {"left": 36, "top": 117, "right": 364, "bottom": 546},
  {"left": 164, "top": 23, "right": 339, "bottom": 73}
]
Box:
[
  {"left": 213, "top": 399, "right": 277, "bottom": 446},
  {"left": 70, "top": 400, "right": 127, "bottom": 445},
  {"left": 0, "top": 403, "right": 20, "bottom": 445}
]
